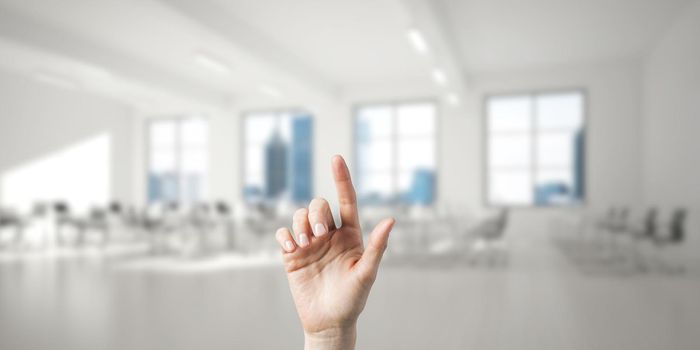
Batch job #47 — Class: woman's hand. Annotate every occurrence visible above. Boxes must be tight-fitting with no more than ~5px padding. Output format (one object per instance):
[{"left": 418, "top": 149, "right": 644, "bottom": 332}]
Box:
[{"left": 275, "top": 155, "right": 395, "bottom": 350}]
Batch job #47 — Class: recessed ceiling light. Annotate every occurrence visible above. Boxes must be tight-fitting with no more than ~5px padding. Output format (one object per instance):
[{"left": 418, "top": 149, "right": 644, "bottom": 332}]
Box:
[
  {"left": 194, "top": 52, "right": 232, "bottom": 75},
  {"left": 33, "top": 71, "right": 79, "bottom": 90},
  {"left": 432, "top": 68, "right": 447, "bottom": 86},
  {"left": 76, "top": 61, "right": 113, "bottom": 81},
  {"left": 406, "top": 28, "right": 429, "bottom": 54},
  {"left": 259, "top": 84, "right": 283, "bottom": 98},
  {"left": 446, "top": 92, "right": 460, "bottom": 106}
]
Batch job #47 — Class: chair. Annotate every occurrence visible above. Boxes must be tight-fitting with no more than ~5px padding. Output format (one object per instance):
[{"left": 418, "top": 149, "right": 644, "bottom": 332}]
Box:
[
  {"left": 651, "top": 208, "right": 687, "bottom": 274},
  {"left": 214, "top": 201, "right": 236, "bottom": 250},
  {"left": 588, "top": 207, "right": 618, "bottom": 248},
  {"left": 137, "top": 203, "right": 167, "bottom": 254},
  {"left": 602, "top": 207, "right": 629, "bottom": 260},
  {"left": 105, "top": 201, "right": 130, "bottom": 241},
  {"left": 468, "top": 209, "right": 509, "bottom": 266},
  {"left": 79, "top": 207, "right": 110, "bottom": 247},
  {"left": 183, "top": 203, "right": 217, "bottom": 256},
  {"left": 626, "top": 207, "right": 658, "bottom": 271},
  {"left": 53, "top": 201, "right": 83, "bottom": 246},
  {"left": 0, "top": 207, "right": 25, "bottom": 249}
]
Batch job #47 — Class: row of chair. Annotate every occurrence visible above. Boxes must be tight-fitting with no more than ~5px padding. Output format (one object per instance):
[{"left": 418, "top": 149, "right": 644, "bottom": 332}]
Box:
[
  {"left": 0, "top": 201, "right": 238, "bottom": 256},
  {"left": 583, "top": 206, "right": 688, "bottom": 273}
]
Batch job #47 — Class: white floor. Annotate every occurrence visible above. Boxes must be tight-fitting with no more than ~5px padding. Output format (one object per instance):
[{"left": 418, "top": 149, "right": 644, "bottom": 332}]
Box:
[{"left": 1, "top": 228, "right": 699, "bottom": 350}]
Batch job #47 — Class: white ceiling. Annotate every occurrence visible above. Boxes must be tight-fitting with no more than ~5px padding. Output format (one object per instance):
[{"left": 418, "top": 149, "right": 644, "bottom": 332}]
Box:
[
  {"left": 193, "top": 0, "right": 427, "bottom": 85},
  {"left": 435, "top": 0, "right": 694, "bottom": 73},
  {"left": 0, "top": 0, "right": 694, "bottom": 110}
]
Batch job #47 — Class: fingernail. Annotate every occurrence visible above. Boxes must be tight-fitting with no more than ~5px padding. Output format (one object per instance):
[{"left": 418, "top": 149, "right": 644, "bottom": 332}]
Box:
[
  {"left": 284, "top": 240, "right": 294, "bottom": 252},
  {"left": 314, "top": 223, "right": 327, "bottom": 236},
  {"left": 299, "top": 233, "right": 309, "bottom": 247}
]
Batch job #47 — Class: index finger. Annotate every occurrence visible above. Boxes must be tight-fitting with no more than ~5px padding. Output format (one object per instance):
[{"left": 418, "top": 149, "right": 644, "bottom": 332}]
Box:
[{"left": 332, "top": 155, "right": 360, "bottom": 228}]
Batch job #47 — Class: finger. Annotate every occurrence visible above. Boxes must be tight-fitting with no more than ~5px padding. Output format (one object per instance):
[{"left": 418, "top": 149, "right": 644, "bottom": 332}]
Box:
[
  {"left": 308, "top": 198, "right": 334, "bottom": 237},
  {"left": 331, "top": 155, "right": 360, "bottom": 229},
  {"left": 275, "top": 227, "right": 297, "bottom": 253},
  {"left": 292, "top": 208, "right": 312, "bottom": 248},
  {"left": 356, "top": 218, "right": 395, "bottom": 281}
]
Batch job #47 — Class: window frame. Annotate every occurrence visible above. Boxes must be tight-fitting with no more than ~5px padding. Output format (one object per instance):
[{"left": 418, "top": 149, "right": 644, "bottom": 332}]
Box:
[
  {"left": 239, "top": 107, "right": 314, "bottom": 206},
  {"left": 482, "top": 88, "right": 588, "bottom": 209},
  {"left": 145, "top": 115, "right": 210, "bottom": 205},
  {"left": 352, "top": 98, "right": 441, "bottom": 207}
]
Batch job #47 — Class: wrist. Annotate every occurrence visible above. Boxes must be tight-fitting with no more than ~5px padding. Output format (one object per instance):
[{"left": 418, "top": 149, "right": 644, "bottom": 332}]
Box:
[{"left": 304, "top": 325, "right": 357, "bottom": 350}]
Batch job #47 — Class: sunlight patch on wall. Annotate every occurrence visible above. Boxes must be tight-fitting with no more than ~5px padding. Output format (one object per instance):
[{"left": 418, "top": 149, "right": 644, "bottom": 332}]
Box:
[{"left": 1, "top": 133, "right": 111, "bottom": 214}]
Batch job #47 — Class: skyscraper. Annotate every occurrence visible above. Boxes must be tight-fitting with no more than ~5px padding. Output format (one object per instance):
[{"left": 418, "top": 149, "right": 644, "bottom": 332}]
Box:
[
  {"left": 573, "top": 129, "right": 585, "bottom": 200},
  {"left": 406, "top": 169, "right": 435, "bottom": 205},
  {"left": 265, "top": 130, "right": 288, "bottom": 199},
  {"left": 290, "top": 115, "right": 313, "bottom": 203}
]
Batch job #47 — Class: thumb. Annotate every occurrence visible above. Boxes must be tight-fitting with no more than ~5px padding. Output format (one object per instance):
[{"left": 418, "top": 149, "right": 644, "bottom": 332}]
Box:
[{"left": 357, "top": 218, "right": 395, "bottom": 281}]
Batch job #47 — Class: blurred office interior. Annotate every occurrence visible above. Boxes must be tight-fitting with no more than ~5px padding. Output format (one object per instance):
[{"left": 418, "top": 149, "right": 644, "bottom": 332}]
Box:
[{"left": 0, "top": 0, "right": 699, "bottom": 349}]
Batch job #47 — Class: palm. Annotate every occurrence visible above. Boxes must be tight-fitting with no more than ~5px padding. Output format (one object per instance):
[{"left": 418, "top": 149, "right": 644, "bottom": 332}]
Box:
[
  {"left": 275, "top": 156, "right": 395, "bottom": 335},
  {"left": 286, "top": 226, "right": 365, "bottom": 332}
]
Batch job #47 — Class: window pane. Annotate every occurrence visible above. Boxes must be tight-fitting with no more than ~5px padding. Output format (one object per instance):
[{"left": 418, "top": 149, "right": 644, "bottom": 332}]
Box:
[
  {"left": 356, "top": 105, "right": 392, "bottom": 140},
  {"left": 244, "top": 112, "right": 313, "bottom": 204},
  {"left": 488, "top": 96, "right": 532, "bottom": 132},
  {"left": 181, "top": 148, "right": 207, "bottom": 173},
  {"left": 398, "top": 169, "right": 435, "bottom": 205},
  {"left": 489, "top": 134, "right": 531, "bottom": 168},
  {"left": 489, "top": 170, "right": 533, "bottom": 205},
  {"left": 536, "top": 131, "right": 574, "bottom": 167},
  {"left": 148, "top": 172, "right": 178, "bottom": 203},
  {"left": 358, "top": 140, "right": 392, "bottom": 173},
  {"left": 150, "top": 150, "right": 176, "bottom": 173},
  {"left": 148, "top": 120, "right": 177, "bottom": 203},
  {"left": 398, "top": 171, "right": 413, "bottom": 193},
  {"left": 245, "top": 144, "right": 264, "bottom": 181},
  {"left": 398, "top": 138, "right": 434, "bottom": 170},
  {"left": 181, "top": 173, "right": 205, "bottom": 203},
  {"left": 536, "top": 92, "right": 583, "bottom": 130},
  {"left": 181, "top": 118, "right": 208, "bottom": 146},
  {"left": 290, "top": 115, "right": 313, "bottom": 203},
  {"left": 486, "top": 91, "right": 584, "bottom": 206},
  {"left": 245, "top": 114, "right": 277, "bottom": 144},
  {"left": 535, "top": 169, "right": 576, "bottom": 205},
  {"left": 149, "top": 120, "right": 176, "bottom": 149},
  {"left": 147, "top": 118, "right": 209, "bottom": 204},
  {"left": 397, "top": 103, "right": 435, "bottom": 136},
  {"left": 355, "top": 101, "right": 437, "bottom": 205},
  {"left": 358, "top": 172, "right": 393, "bottom": 204}
]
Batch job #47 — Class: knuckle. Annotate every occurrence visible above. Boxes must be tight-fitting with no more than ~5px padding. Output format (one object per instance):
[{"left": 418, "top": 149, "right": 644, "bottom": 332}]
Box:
[
  {"left": 309, "top": 197, "right": 329, "bottom": 211},
  {"left": 275, "top": 228, "right": 288, "bottom": 240},
  {"left": 312, "top": 197, "right": 329, "bottom": 205},
  {"left": 360, "top": 270, "right": 377, "bottom": 286},
  {"left": 293, "top": 208, "right": 308, "bottom": 220},
  {"left": 339, "top": 195, "right": 356, "bottom": 206}
]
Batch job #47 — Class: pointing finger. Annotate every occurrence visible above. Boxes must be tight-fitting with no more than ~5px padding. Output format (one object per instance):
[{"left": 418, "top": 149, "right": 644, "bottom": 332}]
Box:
[{"left": 331, "top": 155, "right": 360, "bottom": 228}]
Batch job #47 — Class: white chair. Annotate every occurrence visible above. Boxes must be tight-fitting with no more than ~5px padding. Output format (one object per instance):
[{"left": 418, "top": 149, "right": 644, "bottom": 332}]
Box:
[{"left": 467, "top": 209, "right": 509, "bottom": 266}]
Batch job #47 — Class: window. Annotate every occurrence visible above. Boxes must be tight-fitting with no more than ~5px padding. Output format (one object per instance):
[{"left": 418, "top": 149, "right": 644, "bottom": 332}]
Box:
[
  {"left": 486, "top": 91, "right": 585, "bottom": 206},
  {"left": 147, "top": 117, "right": 208, "bottom": 204},
  {"left": 243, "top": 111, "right": 313, "bottom": 205},
  {"left": 355, "top": 101, "right": 437, "bottom": 205}
]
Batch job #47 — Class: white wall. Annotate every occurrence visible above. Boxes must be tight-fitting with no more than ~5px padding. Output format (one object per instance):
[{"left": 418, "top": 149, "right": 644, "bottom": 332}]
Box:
[
  {"left": 0, "top": 69, "right": 135, "bottom": 213},
  {"left": 643, "top": 1, "right": 700, "bottom": 256}
]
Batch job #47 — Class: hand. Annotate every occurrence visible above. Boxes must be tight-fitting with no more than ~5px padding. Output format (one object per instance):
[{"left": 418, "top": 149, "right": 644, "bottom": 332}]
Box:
[{"left": 275, "top": 155, "right": 395, "bottom": 350}]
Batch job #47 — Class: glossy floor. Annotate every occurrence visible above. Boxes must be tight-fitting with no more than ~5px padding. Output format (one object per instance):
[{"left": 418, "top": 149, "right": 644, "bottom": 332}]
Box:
[{"left": 1, "top": 230, "right": 699, "bottom": 350}]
